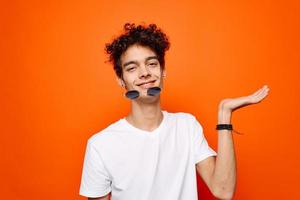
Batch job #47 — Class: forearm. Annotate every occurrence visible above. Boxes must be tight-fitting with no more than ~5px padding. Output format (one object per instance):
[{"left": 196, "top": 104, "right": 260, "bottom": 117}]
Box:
[{"left": 212, "top": 108, "right": 236, "bottom": 199}]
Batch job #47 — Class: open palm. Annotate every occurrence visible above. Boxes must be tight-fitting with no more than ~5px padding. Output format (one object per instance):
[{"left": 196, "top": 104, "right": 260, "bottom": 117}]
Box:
[{"left": 219, "top": 85, "right": 270, "bottom": 112}]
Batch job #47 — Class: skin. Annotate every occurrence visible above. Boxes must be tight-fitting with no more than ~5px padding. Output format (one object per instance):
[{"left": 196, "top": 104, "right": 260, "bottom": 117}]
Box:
[
  {"left": 196, "top": 86, "right": 269, "bottom": 199},
  {"left": 118, "top": 44, "right": 166, "bottom": 133},
  {"left": 89, "top": 44, "right": 270, "bottom": 200}
]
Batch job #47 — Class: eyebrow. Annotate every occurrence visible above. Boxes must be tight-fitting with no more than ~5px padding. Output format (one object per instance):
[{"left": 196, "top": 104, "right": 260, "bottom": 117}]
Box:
[{"left": 123, "top": 56, "right": 159, "bottom": 68}]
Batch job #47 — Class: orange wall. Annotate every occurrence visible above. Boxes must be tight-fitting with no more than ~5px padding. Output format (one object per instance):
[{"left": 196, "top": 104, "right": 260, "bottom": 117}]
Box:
[{"left": 1, "top": 1, "right": 299, "bottom": 199}]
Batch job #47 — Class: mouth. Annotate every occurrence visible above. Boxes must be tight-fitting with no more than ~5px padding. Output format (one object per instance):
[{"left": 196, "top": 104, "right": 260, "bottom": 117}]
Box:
[{"left": 136, "top": 80, "right": 156, "bottom": 89}]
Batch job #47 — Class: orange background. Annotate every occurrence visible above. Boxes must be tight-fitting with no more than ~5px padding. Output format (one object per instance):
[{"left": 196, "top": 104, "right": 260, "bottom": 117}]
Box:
[{"left": 1, "top": 0, "right": 299, "bottom": 199}]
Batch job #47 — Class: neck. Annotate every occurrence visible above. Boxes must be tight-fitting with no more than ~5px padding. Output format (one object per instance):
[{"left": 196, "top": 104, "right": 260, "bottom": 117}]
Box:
[{"left": 125, "top": 97, "right": 163, "bottom": 132}]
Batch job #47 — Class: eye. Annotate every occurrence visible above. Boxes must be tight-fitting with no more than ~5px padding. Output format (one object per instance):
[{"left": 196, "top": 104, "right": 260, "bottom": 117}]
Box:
[
  {"left": 148, "top": 62, "right": 158, "bottom": 66},
  {"left": 126, "top": 66, "right": 136, "bottom": 71}
]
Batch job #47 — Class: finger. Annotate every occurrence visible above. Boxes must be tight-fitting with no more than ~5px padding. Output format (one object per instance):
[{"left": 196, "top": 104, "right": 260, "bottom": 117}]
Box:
[
  {"left": 254, "top": 87, "right": 269, "bottom": 102},
  {"left": 253, "top": 87, "right": 263, "bottom": 95},
  {"left": 258, "top": 86, "right": 270, "bottom": 97},
  {"left": 252, "top": 85, "right": 269, "bottom": 97},
  {"left": 251, "top": 86, "right": 265, "bottom": 96},
  {"left": 250, "top": 89, "right": 264, "bottom": 99},
  {"left": 259, "top": 87, "right": 270, "bottom": 99},
  {"left": 248, "top": 86, "right": 270, "bottom": 103}
]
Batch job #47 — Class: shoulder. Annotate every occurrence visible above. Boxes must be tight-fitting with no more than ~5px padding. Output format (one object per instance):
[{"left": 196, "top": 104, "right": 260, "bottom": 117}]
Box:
[
  {"left": 166, "top": 110, "right": 197, "bottom": 122},
  {"left": 87, "top": 118, "right": 125, "bottom": 146},
  {"left": 166, "top": 110, "right": 204, "bottom": 130}
]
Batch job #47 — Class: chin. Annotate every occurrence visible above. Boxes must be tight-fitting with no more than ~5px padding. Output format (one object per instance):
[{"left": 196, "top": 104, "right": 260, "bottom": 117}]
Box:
[
  {"left": 137, "top": 96, "right": 160, "bottom": 104},
  {"left": 138, "top": 90, "right": 160, "bottom": 100}
]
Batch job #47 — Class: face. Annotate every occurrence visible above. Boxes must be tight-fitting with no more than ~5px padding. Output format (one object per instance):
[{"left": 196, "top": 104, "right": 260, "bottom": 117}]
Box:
[{"left": 119, "top": 44, "right": 166, "bottom": 100}]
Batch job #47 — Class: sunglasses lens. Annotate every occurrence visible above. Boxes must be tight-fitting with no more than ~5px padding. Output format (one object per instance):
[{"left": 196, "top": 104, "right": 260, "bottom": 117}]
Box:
[
  {"left": 147, "top": 87, "right": 161, "bottom": 96},
  {"left": 125, "top": 90, "right": 139, "bottom": 99}
]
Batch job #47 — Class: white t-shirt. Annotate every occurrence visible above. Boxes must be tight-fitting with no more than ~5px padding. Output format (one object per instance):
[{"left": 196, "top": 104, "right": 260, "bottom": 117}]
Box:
[{"left": 79, "top": 110, "right": 217, "bottom": 200}]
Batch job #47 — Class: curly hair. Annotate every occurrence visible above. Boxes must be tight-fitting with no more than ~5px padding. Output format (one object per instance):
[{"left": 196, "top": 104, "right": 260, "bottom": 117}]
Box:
[{"left": 105, "top": 23, "right": 170, "bottom": 79}]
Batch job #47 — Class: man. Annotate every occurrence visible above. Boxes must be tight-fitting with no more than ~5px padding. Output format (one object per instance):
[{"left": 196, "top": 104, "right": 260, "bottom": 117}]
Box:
[{"left": 79, "top": 23, "right": 269, "bottom": 200}]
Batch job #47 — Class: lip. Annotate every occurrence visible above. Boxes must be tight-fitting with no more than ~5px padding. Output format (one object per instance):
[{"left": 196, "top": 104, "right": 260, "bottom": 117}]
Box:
[
  {"left": 136, "top": 80, "right": 156, "bottom": 86},
  {"left": 137, "top": 80, "right": 156, "bottom": 89}
]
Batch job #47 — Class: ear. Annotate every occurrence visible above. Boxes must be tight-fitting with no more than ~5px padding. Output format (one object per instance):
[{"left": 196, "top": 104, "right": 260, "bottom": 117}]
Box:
[
  {"left": 116, "top": 77, "right": 126, "bottom": 88},
  {"left": 162, "top": 69, "right": 166, "bottom": 78}
]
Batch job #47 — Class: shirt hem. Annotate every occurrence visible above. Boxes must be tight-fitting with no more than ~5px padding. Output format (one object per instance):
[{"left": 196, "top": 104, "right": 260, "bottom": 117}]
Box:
[
  {"left": 195, "top": 152, "right": 217, "bottom": 164},
  {"left": 79, "top": 188, "right": 111, "bottom": 198}
]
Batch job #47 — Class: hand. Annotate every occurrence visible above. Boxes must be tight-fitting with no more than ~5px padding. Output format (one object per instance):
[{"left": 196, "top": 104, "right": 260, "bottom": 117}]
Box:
[{"left": 219, "top": 85, "right": 270, "bottom": 113}]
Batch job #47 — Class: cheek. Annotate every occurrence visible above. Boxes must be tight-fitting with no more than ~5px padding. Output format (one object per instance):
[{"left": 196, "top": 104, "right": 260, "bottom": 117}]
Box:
[
  {"left": 151, "top": 67, "right": 162, "bottom": 77},
  {"left": 157, "top": 70, "right": 164, "bottom": 79},
  {"left": 123, "top": 73, "right": 136, "bottom": 85}
]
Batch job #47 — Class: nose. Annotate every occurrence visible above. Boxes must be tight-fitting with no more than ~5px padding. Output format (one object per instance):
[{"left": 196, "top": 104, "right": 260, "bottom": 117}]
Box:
[{"left": 138, "top": 65, "right": 151, "bottom": 78}]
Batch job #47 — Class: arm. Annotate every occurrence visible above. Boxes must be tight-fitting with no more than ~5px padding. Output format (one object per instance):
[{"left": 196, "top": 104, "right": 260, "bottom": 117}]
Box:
[
  {"left": 196, "top": 109, "right": 235, "bottom": 200},
  {"left": 196, "top": 85, "right": 270, "bottom": 200}
]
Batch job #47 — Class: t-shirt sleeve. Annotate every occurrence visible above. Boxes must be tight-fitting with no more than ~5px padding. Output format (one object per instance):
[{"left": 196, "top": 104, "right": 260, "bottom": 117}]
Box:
[
  {"left": 191, "top": 117, "right": 217, "bottom": 164},
  {"left": 79, "top": 140, "right": 112, "bottom": 198}
]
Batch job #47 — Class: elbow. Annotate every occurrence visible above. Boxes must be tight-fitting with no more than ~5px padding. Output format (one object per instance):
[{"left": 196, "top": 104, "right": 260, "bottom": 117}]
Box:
[
  {"left": 213, "top": 191, "right": 234, "bottom": 200},
  {"left": 212, "top": 185, "right": 235, "bottom": 200}
]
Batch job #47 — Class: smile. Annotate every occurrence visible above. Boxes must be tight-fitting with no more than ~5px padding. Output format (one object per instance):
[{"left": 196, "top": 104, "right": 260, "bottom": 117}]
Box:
[
  {"left": 137, "top": 80, "right": 156, "bottom": 86},
  {"left": 137, "top": 80, "right": 156, "bottom": 89}
]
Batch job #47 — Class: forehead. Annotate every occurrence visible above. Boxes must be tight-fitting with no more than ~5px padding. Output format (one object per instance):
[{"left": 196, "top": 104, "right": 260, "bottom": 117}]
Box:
[{"left": 120, "top": 44, "right": 157, "bottom": 65}]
